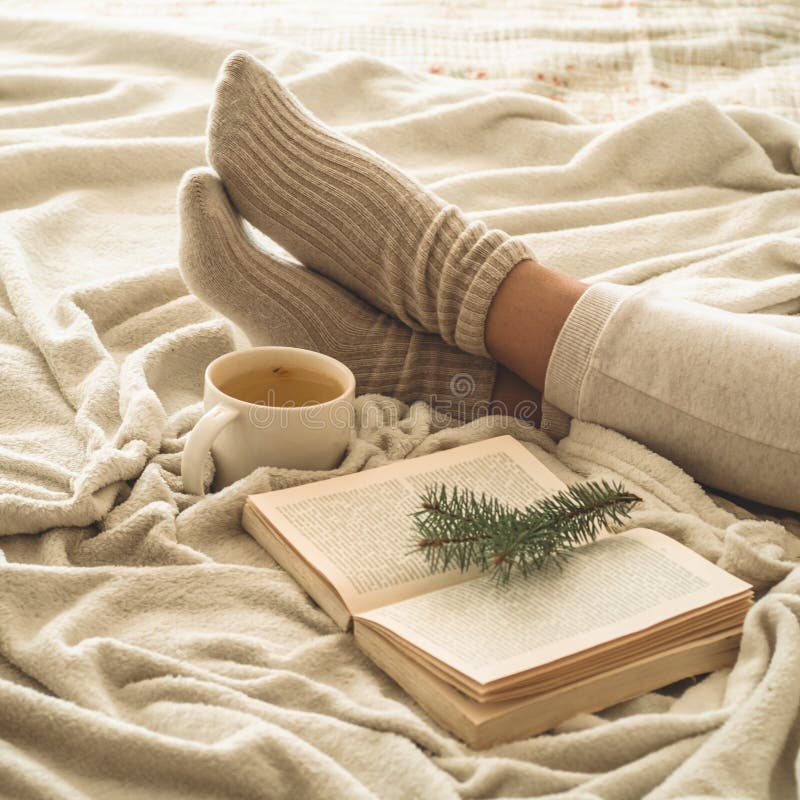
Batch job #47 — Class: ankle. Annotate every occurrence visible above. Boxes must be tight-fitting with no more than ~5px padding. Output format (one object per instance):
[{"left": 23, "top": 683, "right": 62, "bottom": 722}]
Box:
[
  {"left": 485, "top": 259, "right": 587, "bottom": 391},
  {"left": 491, "top": 365, "right": 542, "bottom": 425}
]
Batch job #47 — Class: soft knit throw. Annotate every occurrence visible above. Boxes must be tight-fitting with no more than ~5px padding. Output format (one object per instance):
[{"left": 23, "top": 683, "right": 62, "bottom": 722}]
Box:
[{"left": 0, "top": 12, "right": 799, "bottom": 800}]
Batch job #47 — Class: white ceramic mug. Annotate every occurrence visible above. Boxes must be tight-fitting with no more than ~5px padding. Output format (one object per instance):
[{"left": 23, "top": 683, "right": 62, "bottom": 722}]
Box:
[{"left": 182, "top": 346, "right": 356, "bottom": 495}]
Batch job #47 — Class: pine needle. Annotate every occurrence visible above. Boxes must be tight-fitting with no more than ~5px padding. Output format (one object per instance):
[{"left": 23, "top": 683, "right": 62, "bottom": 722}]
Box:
[{"left": 411, "top": 479, "right": 641, "bottom": 584}]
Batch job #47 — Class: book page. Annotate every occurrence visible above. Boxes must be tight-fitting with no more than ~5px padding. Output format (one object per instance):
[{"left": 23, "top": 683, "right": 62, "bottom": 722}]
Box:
[
  {"left": 356, "top": 528, "right": 752, "bottom": 685},
  {"left": 248, "top": 436, "right": 567, "bottom": 614}
]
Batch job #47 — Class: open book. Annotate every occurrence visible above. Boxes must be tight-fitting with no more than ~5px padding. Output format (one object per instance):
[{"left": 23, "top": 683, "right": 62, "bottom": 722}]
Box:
[{"left": 242, "top": 435, "right": 752, "bottom": 748}]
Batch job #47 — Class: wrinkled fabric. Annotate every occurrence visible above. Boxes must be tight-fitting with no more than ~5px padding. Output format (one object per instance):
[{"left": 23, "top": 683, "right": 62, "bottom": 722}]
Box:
[{"left": 0, "top": 13, "right": 799, "bottom": 800}]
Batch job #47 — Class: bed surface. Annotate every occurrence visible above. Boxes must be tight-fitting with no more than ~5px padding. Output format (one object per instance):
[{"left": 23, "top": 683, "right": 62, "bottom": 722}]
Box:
[
  {"left": 0, "top": 3, "right": 799, "bottom": 798},
  {"left": 12, "top": 0, "right": 800, "bottom": 122}
]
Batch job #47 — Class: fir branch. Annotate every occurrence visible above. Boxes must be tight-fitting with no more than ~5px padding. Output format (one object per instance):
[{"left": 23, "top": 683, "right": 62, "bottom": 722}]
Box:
[{"left": 411, "top": 479, "right": 641, "bottom": 584}]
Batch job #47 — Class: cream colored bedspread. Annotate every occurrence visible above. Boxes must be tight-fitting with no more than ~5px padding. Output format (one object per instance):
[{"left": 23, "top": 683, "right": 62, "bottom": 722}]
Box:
[{"left": 0, "top": 7, "right": 799, "bottom": 799}]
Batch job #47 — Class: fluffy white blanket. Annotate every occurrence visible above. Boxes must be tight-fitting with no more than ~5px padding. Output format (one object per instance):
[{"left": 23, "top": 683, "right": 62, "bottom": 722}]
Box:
[{"left": 0, "top": 12, "right": 799, "bottom": 800}]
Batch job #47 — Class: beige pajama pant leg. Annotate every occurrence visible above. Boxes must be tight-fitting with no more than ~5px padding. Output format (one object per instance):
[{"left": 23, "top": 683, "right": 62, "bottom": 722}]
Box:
[{"left": 542, "top": 283, "right": 800, "bottom": 512}]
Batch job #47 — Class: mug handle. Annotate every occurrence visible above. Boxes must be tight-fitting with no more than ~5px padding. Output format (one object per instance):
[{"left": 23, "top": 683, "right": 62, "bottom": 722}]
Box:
[{"left": 181, "top": 404, "right": 239, "bottom": 496}]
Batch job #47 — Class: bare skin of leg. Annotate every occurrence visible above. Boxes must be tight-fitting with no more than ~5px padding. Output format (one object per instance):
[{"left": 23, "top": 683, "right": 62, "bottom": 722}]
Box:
[
  {"left": 492, "top": 365, "right": 544, "bottom": 424},
  {"left": 488, "top": 260, "right": 589, "bottom": 423}
]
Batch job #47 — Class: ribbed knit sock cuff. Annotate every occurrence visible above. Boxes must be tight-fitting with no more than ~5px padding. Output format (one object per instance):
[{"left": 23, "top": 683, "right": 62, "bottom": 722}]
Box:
[
  {"left": 543, "top": 282, "right": 641, "bottom": 420},
  {"left": 540, "top": 400, "right": 572, "bottom": 441},
  {"left": 454, "top": 236, "right": 536, "bottom": 358}
]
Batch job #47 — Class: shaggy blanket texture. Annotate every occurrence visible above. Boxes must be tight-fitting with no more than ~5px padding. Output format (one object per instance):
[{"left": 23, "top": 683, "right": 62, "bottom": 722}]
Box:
[{"left": 0, "top": 10, "right": 799, "bottom": 799}]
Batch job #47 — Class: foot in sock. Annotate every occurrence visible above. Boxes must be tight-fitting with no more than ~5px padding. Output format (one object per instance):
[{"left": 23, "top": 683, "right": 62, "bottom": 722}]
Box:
[
  {"left": 206, "top": 50, "right": 534, "bottom": 358},
  {"left": 178, "top": 168, "right": 506, "bottom": 421}
]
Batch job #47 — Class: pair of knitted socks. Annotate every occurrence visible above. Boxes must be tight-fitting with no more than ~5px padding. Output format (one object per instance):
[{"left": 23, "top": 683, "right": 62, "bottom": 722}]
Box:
[{"left": 180, "top": 51, "right": 538, "bottom": 421}]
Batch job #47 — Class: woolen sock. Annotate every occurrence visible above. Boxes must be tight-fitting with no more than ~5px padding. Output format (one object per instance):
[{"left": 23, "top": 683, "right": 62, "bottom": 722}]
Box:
[
  {"left": 178, "top": 168, "right": 500, "bottom": 421},
  {"left": 205, "top": 50, "right": 535, "bottom": 358}
]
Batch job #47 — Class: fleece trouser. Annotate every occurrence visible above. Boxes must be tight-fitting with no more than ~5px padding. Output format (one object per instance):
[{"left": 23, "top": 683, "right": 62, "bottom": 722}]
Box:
[{"left": 542, "top": 282, "right": 800, "bottom": 512}]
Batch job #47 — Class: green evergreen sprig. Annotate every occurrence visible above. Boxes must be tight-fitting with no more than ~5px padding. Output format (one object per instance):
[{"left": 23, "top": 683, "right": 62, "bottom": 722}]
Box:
[{"left": 411, "top": 479, "right": 641, "bottom": 584}]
